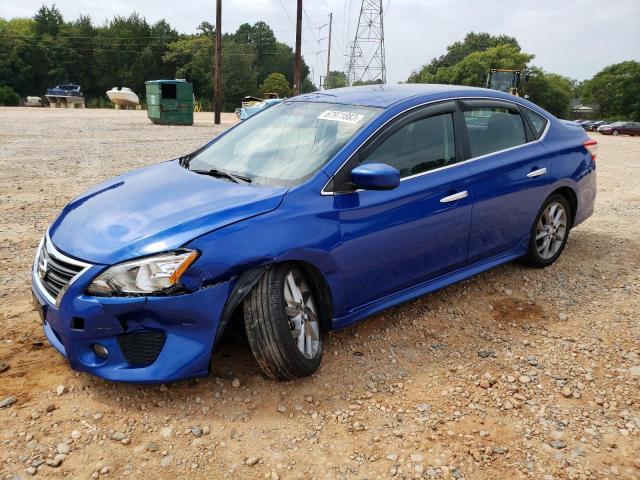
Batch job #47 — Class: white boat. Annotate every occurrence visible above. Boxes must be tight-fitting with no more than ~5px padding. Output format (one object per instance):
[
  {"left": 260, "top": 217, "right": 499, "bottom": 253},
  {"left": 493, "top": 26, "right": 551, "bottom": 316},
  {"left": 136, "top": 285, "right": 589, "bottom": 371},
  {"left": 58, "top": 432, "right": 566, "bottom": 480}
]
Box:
[
  {"left": 106, "top": 87, "right": 139, "bottom": 108},
  {"left": 23, "top": 96, "right": 47, "bottom": 107}
]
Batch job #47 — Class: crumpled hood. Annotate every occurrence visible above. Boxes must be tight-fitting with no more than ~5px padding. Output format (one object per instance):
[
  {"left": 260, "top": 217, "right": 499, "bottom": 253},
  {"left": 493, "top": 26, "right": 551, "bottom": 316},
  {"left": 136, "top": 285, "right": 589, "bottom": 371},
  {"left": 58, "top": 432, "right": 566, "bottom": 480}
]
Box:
[{"left": 49, "top": 160, "right": 286, "bottom": 265}]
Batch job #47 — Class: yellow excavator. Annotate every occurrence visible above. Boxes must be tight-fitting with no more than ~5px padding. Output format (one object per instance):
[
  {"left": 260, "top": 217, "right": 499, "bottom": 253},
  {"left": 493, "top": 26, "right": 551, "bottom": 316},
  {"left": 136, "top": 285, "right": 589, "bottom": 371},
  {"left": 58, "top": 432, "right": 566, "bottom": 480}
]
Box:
[{"left": 486, "top": 69, "right": 522, "bottom": 96}]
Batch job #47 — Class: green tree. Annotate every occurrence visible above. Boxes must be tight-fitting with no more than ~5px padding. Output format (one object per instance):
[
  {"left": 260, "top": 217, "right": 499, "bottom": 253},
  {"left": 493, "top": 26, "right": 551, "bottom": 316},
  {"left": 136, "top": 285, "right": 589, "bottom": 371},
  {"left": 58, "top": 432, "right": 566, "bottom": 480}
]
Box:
[
  {"left": 522, "top": 67, "right": 574, "bottom": 118},
  {"left": 93, "top": 13, "right": 178, "bottom": 99},
  {"left": 581, "top": 61, "right": 640, "bottom": 120},
  {"left": 415, "top": 44, "right": 533, "bottom": 87},
  {"left": 234, "top": 21, "right": 277, "bottom": 85},
  {"left": 405, "top": 31, "right": 575, "bottom": 116},
  {"left": 0, "top": 7, "right": 316, "bottom": 108},
  {"left": 353, "top": 79, "right": 383, "bottom": 86},
  {"left": 233, "top": 22, "right": 311, "bottom": 89},
  {"left": 260, "top": 72, "right": 290, "bottom": 98},
  {"left": 0, "top": 85, "right": 20, "bottom": 105},
  {"left": 0, "top": 17, "right": 34, "bottom": 36},
  {"left": 164, "top": 26, "right": 257, "bottom": 111},
  {"left": 325, "top": 71, "right": 347, "bottom": 89},
  {"left": 301, "top": 77, "right": 317, "bottom": 93},
  {"left": 163, "top": 33, "right": 213, "bottom": 102},
  {"left": 49, "top": 14, "right": 97, "bottom": 97},
  {"left": 33, "top": 4, "right": 63, "bottom": 37},
  {"left": 409, "top": 32, "right": 521, "bottom": 82},
  {"left": 0, "top": 18, "right": 49, "bottom": 96},
  {"left": 221, "top": 37, "right": 258, "bottom": 110}
]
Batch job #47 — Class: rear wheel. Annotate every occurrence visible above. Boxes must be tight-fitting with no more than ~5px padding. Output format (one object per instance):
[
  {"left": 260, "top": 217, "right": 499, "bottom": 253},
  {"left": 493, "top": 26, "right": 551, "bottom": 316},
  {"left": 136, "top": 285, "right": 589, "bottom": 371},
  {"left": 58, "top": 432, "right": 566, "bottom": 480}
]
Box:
[
  {"left": 523, "top": 194, "right": 571, "bottom": 267},
  {"left": 243, "top": 264, "right": 323, "bottom": 380}
]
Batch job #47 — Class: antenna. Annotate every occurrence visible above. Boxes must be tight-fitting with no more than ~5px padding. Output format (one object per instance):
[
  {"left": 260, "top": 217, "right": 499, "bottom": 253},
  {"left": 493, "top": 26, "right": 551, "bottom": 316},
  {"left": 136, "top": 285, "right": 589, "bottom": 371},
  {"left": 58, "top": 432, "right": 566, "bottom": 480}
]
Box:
[{"left": 346, "top": 0, "right": 386, "bottom": 86}]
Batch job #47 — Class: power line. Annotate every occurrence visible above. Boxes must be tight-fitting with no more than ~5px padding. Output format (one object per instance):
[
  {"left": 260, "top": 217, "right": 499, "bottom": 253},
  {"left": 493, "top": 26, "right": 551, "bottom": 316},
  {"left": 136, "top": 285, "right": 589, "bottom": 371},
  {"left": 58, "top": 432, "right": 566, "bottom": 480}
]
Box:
[
  {"left": 0, "top": 40, "right": 306, "bottom": 57},
  {"left": 277, "top": 0, "right": 296, "bottom": 28},
  {"left": 302, "top": 7, "right": 319, "bottom": 50},
  {"left": 303, "top": 7, "right": 318, "bottom": 31},
  {"left": 0, "top": 24, "right": 311, "bottom": 39}
]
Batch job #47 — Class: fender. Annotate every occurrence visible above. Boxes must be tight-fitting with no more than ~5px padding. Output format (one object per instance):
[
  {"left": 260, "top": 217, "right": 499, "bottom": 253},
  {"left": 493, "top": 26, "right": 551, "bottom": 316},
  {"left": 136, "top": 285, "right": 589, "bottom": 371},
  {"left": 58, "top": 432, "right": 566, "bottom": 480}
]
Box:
[{"left": 212, "top": 265, "right": 269, "bottom": 347}]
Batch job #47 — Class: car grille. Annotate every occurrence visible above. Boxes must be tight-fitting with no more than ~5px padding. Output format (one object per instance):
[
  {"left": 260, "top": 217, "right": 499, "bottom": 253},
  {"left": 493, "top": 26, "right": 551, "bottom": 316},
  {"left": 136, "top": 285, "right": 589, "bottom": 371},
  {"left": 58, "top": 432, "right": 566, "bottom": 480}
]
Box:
[
  {"left": 35, "top": 236, "right": 88, "bottom": 305},
  {"left": 117, "top": 330, "right": 166, "bottom": 366}
]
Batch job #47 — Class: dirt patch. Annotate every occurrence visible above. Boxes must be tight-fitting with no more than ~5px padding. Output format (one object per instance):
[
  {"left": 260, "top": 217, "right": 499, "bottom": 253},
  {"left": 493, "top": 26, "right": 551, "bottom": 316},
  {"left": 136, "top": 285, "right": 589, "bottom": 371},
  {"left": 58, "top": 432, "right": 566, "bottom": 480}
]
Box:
[{"left": 490, "top": 296, "right": 546, "bottom": 325}]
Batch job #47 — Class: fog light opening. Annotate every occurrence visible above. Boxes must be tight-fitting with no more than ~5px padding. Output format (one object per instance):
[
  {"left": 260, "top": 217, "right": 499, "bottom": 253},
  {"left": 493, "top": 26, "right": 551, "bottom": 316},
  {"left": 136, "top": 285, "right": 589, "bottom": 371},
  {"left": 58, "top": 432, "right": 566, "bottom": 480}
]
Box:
[{"left": 92, "top": 344, "right": 109, "bottom": 360}]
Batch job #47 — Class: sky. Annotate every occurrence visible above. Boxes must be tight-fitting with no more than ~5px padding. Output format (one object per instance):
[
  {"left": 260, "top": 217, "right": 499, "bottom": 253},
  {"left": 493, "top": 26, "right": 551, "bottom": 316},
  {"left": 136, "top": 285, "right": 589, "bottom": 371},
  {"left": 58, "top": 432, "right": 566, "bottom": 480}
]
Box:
[{"left": 2, "top": 0, "right": 639, "bottom": 86}]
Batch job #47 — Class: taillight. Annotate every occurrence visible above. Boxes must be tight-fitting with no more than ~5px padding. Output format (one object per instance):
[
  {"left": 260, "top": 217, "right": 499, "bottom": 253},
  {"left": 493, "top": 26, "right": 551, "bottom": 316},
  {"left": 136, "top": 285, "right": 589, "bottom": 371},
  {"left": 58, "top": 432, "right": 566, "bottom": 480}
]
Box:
[{"left": 584, "top": 138, "right": 597, "bottom": 161}]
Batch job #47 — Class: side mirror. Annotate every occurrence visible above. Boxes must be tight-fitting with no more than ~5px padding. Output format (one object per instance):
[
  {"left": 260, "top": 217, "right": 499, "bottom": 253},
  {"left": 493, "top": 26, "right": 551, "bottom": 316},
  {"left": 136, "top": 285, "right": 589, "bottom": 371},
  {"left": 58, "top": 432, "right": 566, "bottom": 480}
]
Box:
[{"left": 350, "top": 163, "right": 400, "bottom": 191}]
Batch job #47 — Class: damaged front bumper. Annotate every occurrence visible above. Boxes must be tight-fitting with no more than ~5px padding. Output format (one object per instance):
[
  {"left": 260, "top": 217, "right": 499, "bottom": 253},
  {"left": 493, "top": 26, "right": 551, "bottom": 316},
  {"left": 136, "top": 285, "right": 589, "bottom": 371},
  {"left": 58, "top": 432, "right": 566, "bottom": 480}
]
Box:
[{"left": 32, "top": 260, "right": 233, "bottom": 383}]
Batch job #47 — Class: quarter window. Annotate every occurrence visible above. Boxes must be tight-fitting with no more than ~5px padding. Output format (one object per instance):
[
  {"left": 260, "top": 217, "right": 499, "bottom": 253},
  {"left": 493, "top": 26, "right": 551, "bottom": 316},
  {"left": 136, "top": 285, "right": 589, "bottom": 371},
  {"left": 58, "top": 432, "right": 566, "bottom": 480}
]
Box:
[
  {"left": 362, "top": 113, "right": 456, "bottom": 178},
  {"left": 463, "top": 107, "right": 527, "bottom": 158},
  {"left": 521, "top": 108, "right": 548, "bottom": 139}
]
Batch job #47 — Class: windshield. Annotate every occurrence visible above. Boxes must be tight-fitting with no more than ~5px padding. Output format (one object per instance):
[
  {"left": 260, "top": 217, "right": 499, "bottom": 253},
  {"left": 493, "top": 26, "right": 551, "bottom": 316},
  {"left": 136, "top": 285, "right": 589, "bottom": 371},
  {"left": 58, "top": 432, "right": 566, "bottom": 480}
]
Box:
[{"left": 187, "top": 101, "right": 380, "bottom": 187}]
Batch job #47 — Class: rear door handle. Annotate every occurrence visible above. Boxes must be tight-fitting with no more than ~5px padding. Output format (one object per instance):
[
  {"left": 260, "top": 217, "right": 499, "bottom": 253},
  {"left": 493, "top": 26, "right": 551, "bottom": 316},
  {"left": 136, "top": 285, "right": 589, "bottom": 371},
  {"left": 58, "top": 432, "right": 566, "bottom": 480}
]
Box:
[
  {"left": 440, "top": 190, "right": 468, "bottom": 203},
  {"left": 527, "top": 167, "right": 547, "bottom": 178}
]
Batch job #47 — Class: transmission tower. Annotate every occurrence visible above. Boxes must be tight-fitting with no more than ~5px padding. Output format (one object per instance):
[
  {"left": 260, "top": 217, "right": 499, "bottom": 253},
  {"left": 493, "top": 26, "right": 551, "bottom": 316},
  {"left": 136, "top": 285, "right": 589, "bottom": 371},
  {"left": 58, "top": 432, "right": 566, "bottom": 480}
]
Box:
[{"left": 346, "top": 0, "right": 386, "bottom": 86}]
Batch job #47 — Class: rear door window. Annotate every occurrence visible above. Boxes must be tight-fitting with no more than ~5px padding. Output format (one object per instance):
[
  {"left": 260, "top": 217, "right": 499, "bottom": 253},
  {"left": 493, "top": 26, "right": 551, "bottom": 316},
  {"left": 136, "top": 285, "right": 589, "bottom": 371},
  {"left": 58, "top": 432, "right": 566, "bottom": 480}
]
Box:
[{"left": 463, "top": 107, "right": 527, "bottom": 158}]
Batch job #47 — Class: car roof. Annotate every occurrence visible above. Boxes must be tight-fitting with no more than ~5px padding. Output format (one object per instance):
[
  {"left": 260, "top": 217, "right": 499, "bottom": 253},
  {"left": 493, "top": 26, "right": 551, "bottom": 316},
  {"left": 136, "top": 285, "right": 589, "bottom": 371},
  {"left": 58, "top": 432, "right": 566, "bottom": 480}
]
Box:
[{"left": 292, "top": 84, "right": 505, "bottom": 109}]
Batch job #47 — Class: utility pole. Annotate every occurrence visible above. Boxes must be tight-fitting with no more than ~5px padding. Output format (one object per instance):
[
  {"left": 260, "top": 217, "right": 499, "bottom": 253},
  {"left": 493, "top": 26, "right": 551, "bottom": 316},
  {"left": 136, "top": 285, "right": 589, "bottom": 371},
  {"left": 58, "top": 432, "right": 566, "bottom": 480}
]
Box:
[
  {"left": 294, "top": 0, "right": 302, "bottom": 96},
  {"left": 214, "top": 0, "right": 222, "bottom": 124},
  {"left": 325, "top": 13, "right": 332, "bottom": 89}
]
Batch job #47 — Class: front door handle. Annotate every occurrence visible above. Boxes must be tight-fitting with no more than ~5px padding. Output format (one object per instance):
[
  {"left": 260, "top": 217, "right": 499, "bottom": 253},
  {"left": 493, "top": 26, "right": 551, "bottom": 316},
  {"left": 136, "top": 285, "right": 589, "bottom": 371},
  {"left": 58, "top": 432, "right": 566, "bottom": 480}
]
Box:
[
  {"left": 527, "top": 167, "right": 547, "bottom": 178},
  {"left": 440, "top": 190, "right": 468, "bottom": 203}
]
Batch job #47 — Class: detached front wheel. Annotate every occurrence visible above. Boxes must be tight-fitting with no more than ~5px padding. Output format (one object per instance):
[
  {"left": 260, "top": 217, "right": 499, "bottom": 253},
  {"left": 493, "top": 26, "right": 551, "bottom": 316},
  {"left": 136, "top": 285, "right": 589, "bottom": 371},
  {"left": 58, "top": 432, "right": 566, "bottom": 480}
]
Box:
[{"left": 243, "top": 264, "right": 323, "bottom": 380}]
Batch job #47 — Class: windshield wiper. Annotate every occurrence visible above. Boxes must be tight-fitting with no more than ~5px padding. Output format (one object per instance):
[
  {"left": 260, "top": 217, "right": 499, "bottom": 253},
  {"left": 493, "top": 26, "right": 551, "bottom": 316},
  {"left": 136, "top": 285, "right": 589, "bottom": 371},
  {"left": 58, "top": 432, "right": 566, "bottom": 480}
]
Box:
[
  {"left": 178, "top": 145, "right": 208, "bottom": 168},
  {"left": 178, "top": 154, "right": 192, "bottom": 167},
  {"left": 191, "top": 168, "right": 252, "bottom": 184}
]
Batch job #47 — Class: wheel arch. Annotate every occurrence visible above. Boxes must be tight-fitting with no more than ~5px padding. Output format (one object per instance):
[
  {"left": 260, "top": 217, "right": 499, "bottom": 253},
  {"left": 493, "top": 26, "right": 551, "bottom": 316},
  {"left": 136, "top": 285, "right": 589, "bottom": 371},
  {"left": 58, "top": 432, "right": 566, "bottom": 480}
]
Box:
[
  {"left": 213, "top": 259, "right": 334, "bottom": 349},
  {"left": 549, "top": 186, "right": 578, "bottom": 227}
]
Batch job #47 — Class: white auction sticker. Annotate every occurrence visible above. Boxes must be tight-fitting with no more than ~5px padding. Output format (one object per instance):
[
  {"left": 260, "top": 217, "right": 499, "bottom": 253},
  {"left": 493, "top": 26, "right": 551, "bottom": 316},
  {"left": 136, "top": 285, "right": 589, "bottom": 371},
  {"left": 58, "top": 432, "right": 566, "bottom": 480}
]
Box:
[{"left": 317, "top": 110, "right": 364, "bottom": 124}]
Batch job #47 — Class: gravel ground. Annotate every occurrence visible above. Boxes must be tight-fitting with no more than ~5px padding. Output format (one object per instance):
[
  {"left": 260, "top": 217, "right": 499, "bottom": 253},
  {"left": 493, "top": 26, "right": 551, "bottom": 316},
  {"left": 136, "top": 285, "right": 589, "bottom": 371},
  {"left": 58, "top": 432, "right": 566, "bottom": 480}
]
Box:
[{"left": 0, "top": 107, "right": 639, "bottom": 480}]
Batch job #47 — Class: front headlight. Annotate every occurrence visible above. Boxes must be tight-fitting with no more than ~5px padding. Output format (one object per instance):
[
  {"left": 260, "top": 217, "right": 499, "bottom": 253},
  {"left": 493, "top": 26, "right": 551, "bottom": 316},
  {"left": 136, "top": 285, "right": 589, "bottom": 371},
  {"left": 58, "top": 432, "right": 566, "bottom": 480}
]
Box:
[{"left": 87, "top": 250, "right": 199, "bottom": 296}]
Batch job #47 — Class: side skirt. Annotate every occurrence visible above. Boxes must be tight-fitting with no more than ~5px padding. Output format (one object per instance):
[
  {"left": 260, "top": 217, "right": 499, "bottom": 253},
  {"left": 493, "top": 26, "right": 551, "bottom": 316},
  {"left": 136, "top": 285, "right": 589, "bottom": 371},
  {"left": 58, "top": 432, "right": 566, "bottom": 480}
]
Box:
[{"left": 332, "top": 236, "right": 529, "bottom": 330}]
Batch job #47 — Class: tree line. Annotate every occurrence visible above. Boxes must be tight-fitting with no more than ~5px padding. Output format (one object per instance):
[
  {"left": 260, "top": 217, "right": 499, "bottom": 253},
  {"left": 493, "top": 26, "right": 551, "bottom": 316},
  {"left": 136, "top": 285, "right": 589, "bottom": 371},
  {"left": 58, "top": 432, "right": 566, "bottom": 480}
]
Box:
[
  {"left": 1, "top": 8, "right": 638, "bottom": 120},
  {"left": 324, "top": 33, "right": 638, "bottom": 121},
  {"left": 0, "top": 4, "right": 316, "bottom": 110},
  {"left": 403, "top": 32, "right": 639, "bottom": 120}
]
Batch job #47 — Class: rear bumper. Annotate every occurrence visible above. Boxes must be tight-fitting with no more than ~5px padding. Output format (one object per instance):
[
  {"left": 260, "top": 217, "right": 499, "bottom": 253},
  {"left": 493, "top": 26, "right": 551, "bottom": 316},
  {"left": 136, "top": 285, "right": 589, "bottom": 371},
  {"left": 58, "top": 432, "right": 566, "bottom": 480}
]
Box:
[
  {"left": 32, "top": 270, "right": 233, "bottom": 383},
  {"left": 573, "top": 159, "right": 597, "bottom": 228}
]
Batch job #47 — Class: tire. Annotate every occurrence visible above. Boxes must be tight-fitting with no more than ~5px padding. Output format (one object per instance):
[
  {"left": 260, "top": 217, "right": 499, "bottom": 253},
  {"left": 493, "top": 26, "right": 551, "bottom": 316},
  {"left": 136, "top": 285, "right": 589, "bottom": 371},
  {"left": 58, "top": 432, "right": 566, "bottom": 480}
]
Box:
[
  {"left": 612, "top": 130, "right": 619, "bottom": 136},
  {"left": 243, "top": 264, "right": 323, "bottom": 380},
  {"left": 523, "top": 194, "right": 572, "bottom": 268}
]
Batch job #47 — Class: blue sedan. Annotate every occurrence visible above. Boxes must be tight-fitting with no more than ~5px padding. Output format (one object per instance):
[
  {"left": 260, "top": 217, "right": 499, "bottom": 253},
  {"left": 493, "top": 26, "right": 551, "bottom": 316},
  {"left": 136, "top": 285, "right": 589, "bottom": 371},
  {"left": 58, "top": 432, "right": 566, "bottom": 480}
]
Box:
[{"left": 32, "top": 84, "right": 597, "bottom": 382}]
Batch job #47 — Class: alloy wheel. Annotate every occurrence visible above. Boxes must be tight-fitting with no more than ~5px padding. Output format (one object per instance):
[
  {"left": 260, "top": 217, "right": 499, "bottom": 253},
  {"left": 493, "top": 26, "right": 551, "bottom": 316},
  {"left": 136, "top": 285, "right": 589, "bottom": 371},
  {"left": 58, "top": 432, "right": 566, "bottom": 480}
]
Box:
[
  {"left": 283, "top": 269, "right": 320, "bottom": 359},
  {"left": 535, "top": 202, "right": 567, "bottom": 260}
]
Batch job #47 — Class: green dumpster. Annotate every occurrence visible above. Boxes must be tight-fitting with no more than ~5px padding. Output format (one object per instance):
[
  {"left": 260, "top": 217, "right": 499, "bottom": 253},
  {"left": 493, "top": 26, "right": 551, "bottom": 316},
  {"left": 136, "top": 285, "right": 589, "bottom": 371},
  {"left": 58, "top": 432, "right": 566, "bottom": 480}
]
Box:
[{"left": 145, "top": 79, "right": 194, "bottom": 125}]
